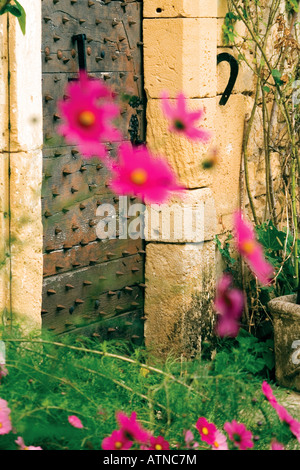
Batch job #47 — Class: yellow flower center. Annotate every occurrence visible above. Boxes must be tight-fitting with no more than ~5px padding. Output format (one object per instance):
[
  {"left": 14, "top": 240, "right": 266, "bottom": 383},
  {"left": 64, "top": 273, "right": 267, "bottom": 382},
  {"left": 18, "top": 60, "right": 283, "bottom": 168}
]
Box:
[
  {"left": 78, "top": 110, "right": 96, "bottom": 127},
  {"left": 115, "top": 441, "right": 123, "bottom": 450},
  {"left": 202, "top": 427, "right": 209, "bottom": 435},
  {"left": 0, "top": 422, "right": 2, "bottom": 429},
  {"left": 130, "top": 168, "right": 148, "bottom": 185},
  {"left": 214, "top": 441, "right": 219, "bottom": 448},
  {"left": 23, "top": 447, "right": 29, "bottom": 451},
  {"left": 155, "top": 444, "right": 163, "bottom": 450},
  {"left": 241, "top": 240, "right": 256, "bottom": 255}
]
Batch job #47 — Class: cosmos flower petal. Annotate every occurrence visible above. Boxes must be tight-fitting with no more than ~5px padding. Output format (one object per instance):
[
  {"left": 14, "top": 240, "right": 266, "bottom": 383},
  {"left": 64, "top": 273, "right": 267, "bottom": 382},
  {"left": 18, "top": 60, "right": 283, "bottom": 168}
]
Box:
[
  {"left": 109, "top": 143, "right": 183, "bottom": 204},
  {"left": 160, "top": 90, "right": 211, "bottom": 142},
  {"left": 233, "top": 211, "right": 274, "bottom": 285}
]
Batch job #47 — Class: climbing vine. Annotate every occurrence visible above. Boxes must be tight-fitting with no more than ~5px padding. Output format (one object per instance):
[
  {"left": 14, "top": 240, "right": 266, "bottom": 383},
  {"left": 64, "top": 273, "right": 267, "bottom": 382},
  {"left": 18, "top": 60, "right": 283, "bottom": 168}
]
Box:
[{"left": 221, "top": 1, "right": 300, "bottom": 330}]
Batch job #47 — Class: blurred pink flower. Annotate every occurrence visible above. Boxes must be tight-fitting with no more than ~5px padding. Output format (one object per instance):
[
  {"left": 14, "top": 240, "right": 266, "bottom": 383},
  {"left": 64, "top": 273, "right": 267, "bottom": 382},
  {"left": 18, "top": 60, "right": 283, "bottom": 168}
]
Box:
[
  {"left": 0, "top": 364, "right": 8, "bottom": 382},
  {"left": 262, "top": 381, "right": 278, "bottom": 407},
  {"left": 196, "top": 417, "right": 217, "bottom": 445},
  {"left": 289, "top": 419, "right": 300, "bottom": 442},
  {"left": 116, "top": 411, "right": 151, "bottom": 445},
  {"left": 161, "top": 91, "right": 211, "bottom": 142},
  {"left": 262, "top": 383, "right": 300, "bottom": 443},
  {"left": 0, "top": 409, "right": 12, "bottom": 435},
  {"left": 15, "top": 436, "right": 42, "bottom": 450},
  {"left": 233, "top": 211, "right": 274, "bottom": 285},
  {"left": 102, "top": 429, "right": 133, "bottom": 450},
  {"left": 0, "top": 398, "right": 10, "bottom": 414},
  {"left": 184, "top": 429, "right": 199, "bottom": 449},
  {"left": 271, "top": 440, "right": 285, "bottom": 450},
  {"left": 212, "top": 430, "right": 228, "bottom": 450},
  {"left": 148, "top": 436, "right": 170, "bottom": 450},
  {"left": 68, "top": 415, "right": 84, "bottom": 429},
  {"left": 273, "top": 404, "right": 300, "bottom": 442},
  {"left": 109, "top": 142, "right": 183, "bottom": 204},
  {"left": 224, "top": 420, "right": 254, "bottom": 450},
  {"left": 214, "top": 274, "right": 245, "bottom": 338},
  {"left": 57, "top": 71, "right": 121, "bottom": 158}
]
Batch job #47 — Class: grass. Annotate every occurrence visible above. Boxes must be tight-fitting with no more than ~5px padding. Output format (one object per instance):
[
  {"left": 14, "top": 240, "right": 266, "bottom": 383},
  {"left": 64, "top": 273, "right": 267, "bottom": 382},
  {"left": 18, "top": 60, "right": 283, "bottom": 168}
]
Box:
[{"left": 0, "top": 327, "right": 299, "bottom": 451}]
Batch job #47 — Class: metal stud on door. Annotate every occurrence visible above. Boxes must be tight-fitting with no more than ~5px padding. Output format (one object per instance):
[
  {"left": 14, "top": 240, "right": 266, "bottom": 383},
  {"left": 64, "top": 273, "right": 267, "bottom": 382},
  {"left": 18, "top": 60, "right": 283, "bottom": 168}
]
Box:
[{"left": 41, "top": 0, "right": 146, "bottom": 341}]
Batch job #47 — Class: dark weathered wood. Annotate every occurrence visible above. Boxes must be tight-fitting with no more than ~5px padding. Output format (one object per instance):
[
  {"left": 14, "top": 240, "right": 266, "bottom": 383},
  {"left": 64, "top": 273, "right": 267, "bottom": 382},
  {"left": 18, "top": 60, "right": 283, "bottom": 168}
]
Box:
[
  {"left": 42, "top": 0, "right": 145, "bottom": 337},
  {"left": 42, "top": 254, "right": 144, "bottom": 333},
  {"left": 59, "top": 309, "right": 145, "bottom": 346},
  {"left": 43, "top": 238, "right": 145, "bottom": 277}
]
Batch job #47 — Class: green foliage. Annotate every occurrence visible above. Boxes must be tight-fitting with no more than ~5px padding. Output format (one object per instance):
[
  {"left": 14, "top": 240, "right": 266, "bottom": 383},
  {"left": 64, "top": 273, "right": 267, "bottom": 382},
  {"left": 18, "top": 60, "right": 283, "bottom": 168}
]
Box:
[
  {"left": 222, "top": 11, "right": 240, "bottom": 45},
  {"left": 255, "top": 220, "right": 296, "bottom": 296},
  {"left": 271, "top": 69, "right": 284, "bottom": 87},
  {"left": 0, "top": 327, "right": 298, "bottom": 450},
  {"left": 213, "top": 329, "right": 275, "bottom": 378},
  {"left": 0, "top": 0, "right": 26, "bottom": 35},
  {"left": 286, "top": 0, "right": 300, "bottom": 13},
  {"left": 215, "top": 221, "right": 297, "bottom": 335}
]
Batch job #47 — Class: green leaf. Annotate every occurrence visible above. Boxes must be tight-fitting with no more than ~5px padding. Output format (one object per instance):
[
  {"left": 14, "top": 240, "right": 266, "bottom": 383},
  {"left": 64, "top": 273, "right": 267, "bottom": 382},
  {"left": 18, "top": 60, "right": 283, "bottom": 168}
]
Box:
[
  {"left": 271, "top": 69, "right": 284, "bottom": 86},
  {"left": 15, "top": 0, "right": 26, "bottom": 35},
  {"left": 0, "top": 1, "right": 26, "bottom": 35},
  {"left": 4, "top": 4, "right": 22, "bottom": 16}
]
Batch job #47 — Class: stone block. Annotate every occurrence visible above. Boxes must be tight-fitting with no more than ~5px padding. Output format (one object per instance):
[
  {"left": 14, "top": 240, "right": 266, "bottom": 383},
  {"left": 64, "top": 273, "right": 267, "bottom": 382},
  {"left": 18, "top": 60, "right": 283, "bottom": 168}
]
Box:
[
  {"left": 143, "top": 0, "right": 218, "bottom": 18},
  {"left": 6, "top": 1, "right": 43, "bottom": 152},
  {"left": 144, "top": 240, "right": 216, "bottom": 357},
  {"left": 144, "top": 188, "right": 217, "bottom": 243},
  {"left": 9, "top": 149, "right": 43, "bottom": 330},
  {"left": 213, "top": 94, "right": 246, "bottom": 221},
  {"left": 218, "top": 0, "right": 228, "bottom": 18},
  {"left": 143, "top": 18, "right": 217, "bottom": 98},
  {"left": 146, "top": 97, "right": 217, "bottom": 188}
]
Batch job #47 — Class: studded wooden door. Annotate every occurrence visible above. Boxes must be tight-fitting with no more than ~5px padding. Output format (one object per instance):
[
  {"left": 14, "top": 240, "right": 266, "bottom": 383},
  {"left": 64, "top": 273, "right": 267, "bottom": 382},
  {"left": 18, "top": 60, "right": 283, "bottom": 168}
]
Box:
[{"left": 41, "top": 0, "right": 146, "bottom": 342}]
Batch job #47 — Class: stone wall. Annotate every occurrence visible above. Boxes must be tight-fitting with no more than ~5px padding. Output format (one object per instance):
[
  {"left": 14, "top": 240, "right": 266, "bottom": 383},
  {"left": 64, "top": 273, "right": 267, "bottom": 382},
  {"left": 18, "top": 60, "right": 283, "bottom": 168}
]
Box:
[{"left": 0, "top": 2, "right": 43, "bottom": 332}]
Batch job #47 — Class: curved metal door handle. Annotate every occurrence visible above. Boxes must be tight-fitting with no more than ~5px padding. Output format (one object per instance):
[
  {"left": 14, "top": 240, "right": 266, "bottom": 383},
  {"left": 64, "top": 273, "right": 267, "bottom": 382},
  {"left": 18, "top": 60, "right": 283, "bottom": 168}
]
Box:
[{"left": 217, "top": 53, "right": 239, "bottom": 106}]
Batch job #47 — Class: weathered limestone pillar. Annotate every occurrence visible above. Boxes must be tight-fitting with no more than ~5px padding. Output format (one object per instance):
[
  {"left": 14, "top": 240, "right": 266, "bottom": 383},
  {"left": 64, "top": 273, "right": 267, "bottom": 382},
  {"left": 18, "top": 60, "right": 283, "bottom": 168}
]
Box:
[
  {"left": 0, "top": 16, "right": 10, "bottom": 323},
  {"left": 0, "top": 1, "right": 43, "bottom": 331},
  {"left": 143, "top": 1, "right": 219, "bottom": 357},
  {"left": 143, "top": 0, "right": 251, "bottom": 356}
]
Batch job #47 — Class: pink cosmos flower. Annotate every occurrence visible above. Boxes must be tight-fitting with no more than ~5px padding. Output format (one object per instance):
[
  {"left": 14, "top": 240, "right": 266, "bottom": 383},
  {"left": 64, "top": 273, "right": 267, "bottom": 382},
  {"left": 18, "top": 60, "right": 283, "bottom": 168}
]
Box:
[
  {"left": 261, "top": 381, "right": 278, "bottom": 407},
  {"left": 214, "top": 274, "right": 245, "bottom": 338},
  {"left": 196, "top": 417, "right": 217, "bottom": 445},
  {"left": 0, "top": 398, "right": 10, "bottom": 414},
  {"left": 102, "top": 429, "right": 133, "bottom": 450},
  {"left": 224, "top": 420, "right": 254, "bottom": 450},
  {"left": 233, "top": 211, "right": 274, "bottom": 285},
  {"left": 184, "top": 429, "right": 199, "bottom": 449},
  {"left": 212, "top": 430, "right": 228, "bottom": 450},
  {"left": 273, "top": 404, "right": 300, "bottom": 442},
  {"left": 262, "top": 383, "right": 300, "bottom": 443},
  {"left": 57, "top": 71, "right": 121, "bottom": 158},
  {"left": 116, "top": 411, "right": 151, "bottom": 445},
  {"left": 109, "top": 142, "right": 183, "bottom": 204},
  {"left": 0, "top": 409, "right": 12, "bottom": 435},
  {"left": 271, "top": 440, "right": 285, "bottom": 450},
  {"left": 148, "top": 436, "right": 170, "bottom": 450},
  {"left": 289, "top": 419, "right": 300, "bottom": 442},
  {"left": 161, "top": 91, "right": 211, "bottom": 142},
  {"left": 0, "top": 364, "right": 8, "bottom": 382},
  {"left": 273, "top": 403, "right": 294, "bottom": 425},
  {"left": 68, "top": 415, "right": 84, "bottom": 429},
  {"left": 15, "top": 436, "right": 43, "bottom": 450}
]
